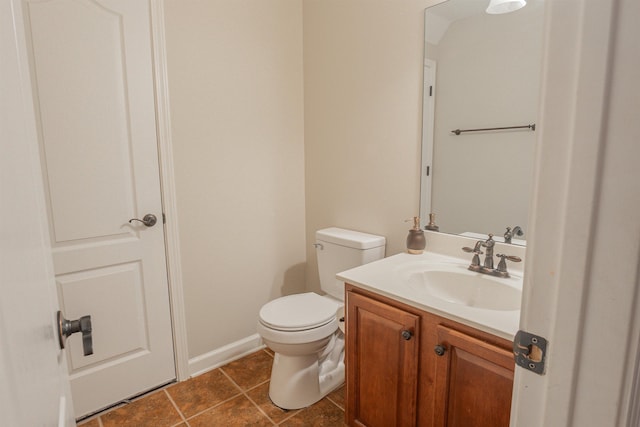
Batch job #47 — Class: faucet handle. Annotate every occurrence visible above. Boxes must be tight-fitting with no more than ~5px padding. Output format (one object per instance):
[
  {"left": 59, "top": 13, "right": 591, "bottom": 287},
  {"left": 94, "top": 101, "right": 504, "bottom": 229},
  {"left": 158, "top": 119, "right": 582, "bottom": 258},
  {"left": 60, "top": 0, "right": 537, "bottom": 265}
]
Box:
[
  {"left": 497, "top": 254, "right": 522, "bottom": 263},
  {"left": 463, "top": 240, "right": 484, "bottom": 253},
  {"left": 462, "top": 246, "right": 483, "bottom": 254},
  {"left": 495, "top": 253, "right": 522, "bottom": 276},
  {"left": 463, "top": 244, "right": 484, "bottom": 269}
]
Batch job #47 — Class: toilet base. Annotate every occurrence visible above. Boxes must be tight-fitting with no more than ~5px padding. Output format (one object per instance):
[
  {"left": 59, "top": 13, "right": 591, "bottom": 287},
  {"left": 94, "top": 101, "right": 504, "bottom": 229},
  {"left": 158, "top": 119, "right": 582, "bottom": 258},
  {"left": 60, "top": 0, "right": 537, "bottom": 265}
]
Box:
[{"left": 268, "top": 333, "right": 345, "bottom": 410}]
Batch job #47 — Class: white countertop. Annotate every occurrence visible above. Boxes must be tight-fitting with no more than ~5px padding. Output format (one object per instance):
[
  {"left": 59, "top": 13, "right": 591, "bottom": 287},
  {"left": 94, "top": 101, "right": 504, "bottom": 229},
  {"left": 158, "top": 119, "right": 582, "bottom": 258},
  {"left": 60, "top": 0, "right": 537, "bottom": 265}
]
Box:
[{"left": 337, "top": 250, "right": 522, "bottom": 341}]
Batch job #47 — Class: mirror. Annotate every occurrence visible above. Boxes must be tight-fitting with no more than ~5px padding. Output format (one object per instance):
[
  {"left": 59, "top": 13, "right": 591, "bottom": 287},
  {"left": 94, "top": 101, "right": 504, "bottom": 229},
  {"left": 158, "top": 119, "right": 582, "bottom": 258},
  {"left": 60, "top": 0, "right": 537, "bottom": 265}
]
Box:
[{"left": 420, "top": 0, "right": 545, "bottom": 245}]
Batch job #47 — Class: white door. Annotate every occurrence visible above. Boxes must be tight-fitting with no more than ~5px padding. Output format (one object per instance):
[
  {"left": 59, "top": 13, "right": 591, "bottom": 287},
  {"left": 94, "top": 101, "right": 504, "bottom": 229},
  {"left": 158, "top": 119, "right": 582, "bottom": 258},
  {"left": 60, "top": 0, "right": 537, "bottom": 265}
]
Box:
[
  {"left": 510, "top": 0, "right": 640, "bottom": 425},
  {"left": 22, "top": 0, "right": 175, "bottom": 417},
  {"left": 1, "top": 1, "right": 74, "bottom": 425}
]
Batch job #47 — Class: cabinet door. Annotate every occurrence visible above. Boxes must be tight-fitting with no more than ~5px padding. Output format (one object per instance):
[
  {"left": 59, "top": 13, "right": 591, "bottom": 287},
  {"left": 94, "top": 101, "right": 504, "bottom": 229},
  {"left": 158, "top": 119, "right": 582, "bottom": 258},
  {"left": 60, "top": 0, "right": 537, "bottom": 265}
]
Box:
[
  {"left": 346, "top": 291, "right": 420, "bottom": 427},
  {"left": 433, "top": 325, "right": 514, "bottom": 427}
]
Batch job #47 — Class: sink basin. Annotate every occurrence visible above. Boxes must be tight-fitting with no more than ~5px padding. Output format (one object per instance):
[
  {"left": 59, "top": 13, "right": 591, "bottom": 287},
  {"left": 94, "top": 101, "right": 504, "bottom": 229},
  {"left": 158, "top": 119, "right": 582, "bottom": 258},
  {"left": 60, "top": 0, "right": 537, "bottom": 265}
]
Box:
[{"left": 397, "top": 262, "right": 522, "bottom": 311}]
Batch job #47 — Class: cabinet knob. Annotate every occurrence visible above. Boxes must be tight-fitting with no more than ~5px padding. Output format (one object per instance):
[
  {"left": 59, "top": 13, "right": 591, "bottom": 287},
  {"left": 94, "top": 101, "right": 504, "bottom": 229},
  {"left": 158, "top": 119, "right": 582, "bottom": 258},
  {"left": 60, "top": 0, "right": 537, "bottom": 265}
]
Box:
[
  {"left": 401, "top": 330, "right": 413, "bottom": 340},
  {"left": 434, "top": 344, "right": 446, "bottom": 356}
]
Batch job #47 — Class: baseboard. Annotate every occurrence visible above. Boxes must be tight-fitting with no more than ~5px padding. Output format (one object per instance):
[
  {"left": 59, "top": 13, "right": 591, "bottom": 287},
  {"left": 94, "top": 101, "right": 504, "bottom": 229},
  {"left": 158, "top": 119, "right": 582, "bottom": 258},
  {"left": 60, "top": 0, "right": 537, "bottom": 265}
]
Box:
[{"left": 188, "top": 334, "right": 265, "bottom": 378}]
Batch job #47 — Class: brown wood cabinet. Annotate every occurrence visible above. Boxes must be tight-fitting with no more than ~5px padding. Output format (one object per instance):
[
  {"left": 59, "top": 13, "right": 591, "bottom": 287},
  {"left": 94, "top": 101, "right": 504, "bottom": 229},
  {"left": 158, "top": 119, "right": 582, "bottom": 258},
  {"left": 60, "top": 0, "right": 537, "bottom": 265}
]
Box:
[
  {"left": 346, "top": 291, "right": 420, "bottom": 427},
  {"left": 345, "top": 284, "right": 514, "bottom": 427}
]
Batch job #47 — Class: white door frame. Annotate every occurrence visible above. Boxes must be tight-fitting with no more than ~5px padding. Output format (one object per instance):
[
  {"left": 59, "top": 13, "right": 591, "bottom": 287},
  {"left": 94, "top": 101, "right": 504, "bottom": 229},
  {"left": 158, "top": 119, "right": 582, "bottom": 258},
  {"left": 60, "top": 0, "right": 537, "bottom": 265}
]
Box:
[
  {"left": 511, "top": 0, "right": 640, "bottom": 425},
  {"left": 419, "top": 57, "right": 436, "bottom": 227},
  {"left": 149, "top": 0, "right": 190, "bottom": 382}
]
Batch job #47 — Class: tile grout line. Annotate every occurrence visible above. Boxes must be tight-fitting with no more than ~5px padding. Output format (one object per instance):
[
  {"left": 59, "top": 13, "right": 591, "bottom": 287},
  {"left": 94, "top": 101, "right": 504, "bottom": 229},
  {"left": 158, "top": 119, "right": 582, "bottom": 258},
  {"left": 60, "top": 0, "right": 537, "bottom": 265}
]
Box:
[
  {"left": 244, "top": 380, "right": 305, "bottom": 425},
  {"left": 163, "top": 365, "right": 251, "bottom": 423},
  {"left": 242, "top": 388, "right": 304, "bottom": 426},
  {"left": 242, "top": 389, "right": 278, "bottom": 426},
  {"left": 218, "top": 367, "right": 280, "bottom": 426},
  {"left": 326, "top": 394, "right": 345, "bottom": 411},
  {"left": 179, "top": 381, "right": 245, "bottom": 423},
  {"left": 182, "top": 393, "right": 244, "bottom": 422},
  {"left": 274, "top": 409, "right": 302, "bottom": 426},
  {"left": 163, "top": 388, "right": 190, "bottom": 426}
]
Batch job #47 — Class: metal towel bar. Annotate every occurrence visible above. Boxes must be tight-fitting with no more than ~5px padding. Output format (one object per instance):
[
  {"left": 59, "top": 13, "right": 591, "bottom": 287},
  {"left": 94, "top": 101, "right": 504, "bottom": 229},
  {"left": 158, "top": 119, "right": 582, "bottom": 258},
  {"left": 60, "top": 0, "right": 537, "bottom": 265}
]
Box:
[{"left": 451, "top": 124, "right": 536, "bottom": 135}]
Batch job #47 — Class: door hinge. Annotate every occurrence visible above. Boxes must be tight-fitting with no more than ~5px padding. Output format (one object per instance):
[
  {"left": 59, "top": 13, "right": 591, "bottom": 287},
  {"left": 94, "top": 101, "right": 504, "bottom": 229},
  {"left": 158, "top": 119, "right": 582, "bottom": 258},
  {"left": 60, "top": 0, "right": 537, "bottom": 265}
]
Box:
[
  {"left": 426, "top": 165, "right": 430, "bottom": 176},
  {"left": 162, "top": 213, "right": 166, "bottom": 224},
  {"left": 513, "top": 330, "right": 547, "bottom": 375},
  {"left": 429, "top": 85, "right": 433, "bottom": 96}
]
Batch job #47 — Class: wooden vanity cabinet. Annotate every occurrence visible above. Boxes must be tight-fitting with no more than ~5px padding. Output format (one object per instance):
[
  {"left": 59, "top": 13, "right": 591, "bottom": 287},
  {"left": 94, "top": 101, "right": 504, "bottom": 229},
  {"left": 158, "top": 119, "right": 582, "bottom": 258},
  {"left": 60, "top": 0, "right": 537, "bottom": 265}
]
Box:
[
  {"left": 345, "top": 284, "right": 514, "bottom": 427},
  {"left": 346, "top": 291, "right": 420, "bottom": 427},
  {"left": 433, "top": 325, "right": 514, "bottom": 427}
]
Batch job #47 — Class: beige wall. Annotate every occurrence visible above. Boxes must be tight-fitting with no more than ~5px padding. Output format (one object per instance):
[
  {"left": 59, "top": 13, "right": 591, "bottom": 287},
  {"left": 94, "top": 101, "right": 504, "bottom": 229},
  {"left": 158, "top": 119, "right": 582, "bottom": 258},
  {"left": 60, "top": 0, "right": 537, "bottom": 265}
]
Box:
[
  {"left": 164, "top": 0, "right": 306, "bottom": 358},
  {"left": 164, "top": 0, "right": 439, "bottom": 359},
  {"left": 303, "top": 0, "right": 435, "bottom": 291}
]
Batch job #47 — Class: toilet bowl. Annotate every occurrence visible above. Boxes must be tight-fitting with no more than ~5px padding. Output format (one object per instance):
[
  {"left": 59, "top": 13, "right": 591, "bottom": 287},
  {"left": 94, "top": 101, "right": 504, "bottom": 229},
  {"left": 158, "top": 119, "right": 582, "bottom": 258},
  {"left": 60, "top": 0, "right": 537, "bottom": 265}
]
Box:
[
  {"left": 257, "top": 228, "right": 385, "bottom": 410},
  {"left": 257, "top": 292, "right": 344, "bottom": 409}
]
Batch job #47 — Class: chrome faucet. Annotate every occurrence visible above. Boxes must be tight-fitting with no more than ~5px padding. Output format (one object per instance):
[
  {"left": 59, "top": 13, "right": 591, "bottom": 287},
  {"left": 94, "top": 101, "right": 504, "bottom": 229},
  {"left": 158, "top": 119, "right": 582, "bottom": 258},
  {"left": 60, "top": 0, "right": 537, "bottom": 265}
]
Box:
[
  {"left": 504, "top": 226, "right": 524, "bottom": 244},
  {"left": 482, "top": 234, "right": 496, "bottom": 269},
  {"left": 462, "top": 234, "right": 522, "bottom": 278}
]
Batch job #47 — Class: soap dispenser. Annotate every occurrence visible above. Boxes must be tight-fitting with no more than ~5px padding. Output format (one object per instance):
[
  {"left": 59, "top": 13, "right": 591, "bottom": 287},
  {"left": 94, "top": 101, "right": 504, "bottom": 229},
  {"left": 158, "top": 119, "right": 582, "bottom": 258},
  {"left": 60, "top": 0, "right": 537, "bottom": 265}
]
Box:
[
  {"left": 406, "top": 217, "right": 426, "bottom": 254},
  {"left": 425, "top": 213, "right": 440, "bottom": 232}
]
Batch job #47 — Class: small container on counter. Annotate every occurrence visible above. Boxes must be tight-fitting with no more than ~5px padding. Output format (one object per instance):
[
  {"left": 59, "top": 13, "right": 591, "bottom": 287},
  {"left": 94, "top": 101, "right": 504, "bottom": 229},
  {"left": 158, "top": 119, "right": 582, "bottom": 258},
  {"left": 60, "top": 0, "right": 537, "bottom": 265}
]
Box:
[{"left": 406, "top": 216, "right": 426, "bottom": 254}]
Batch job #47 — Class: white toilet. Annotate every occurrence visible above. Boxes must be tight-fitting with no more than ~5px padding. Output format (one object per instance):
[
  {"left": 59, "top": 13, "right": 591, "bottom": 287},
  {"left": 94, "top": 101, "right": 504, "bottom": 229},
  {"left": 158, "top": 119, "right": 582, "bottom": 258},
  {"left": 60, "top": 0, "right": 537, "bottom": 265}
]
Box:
[{"left": 257, "top": 227, "right": 385, "bottom": 409}]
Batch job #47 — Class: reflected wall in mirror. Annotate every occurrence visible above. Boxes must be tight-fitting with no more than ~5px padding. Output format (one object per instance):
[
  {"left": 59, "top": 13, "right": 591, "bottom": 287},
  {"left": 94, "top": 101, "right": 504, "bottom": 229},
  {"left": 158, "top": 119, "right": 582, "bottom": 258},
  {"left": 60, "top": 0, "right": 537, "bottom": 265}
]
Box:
[{"left": 420, "top": 0, "right": 545, "bottom": 245}]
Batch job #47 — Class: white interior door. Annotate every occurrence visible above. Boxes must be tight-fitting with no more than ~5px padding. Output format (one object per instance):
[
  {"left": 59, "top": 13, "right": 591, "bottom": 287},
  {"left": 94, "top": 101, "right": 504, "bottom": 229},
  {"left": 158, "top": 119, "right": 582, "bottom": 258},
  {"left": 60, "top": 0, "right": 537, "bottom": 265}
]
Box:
[
  {"left": 511, "top": 0, "right": 640, "bottom": 426},
  {"left": 1, "top": 1, "right": 74, "bottom": 425},
  {"left": 22, "top": 0, "right": 175, "bottom": 417}
]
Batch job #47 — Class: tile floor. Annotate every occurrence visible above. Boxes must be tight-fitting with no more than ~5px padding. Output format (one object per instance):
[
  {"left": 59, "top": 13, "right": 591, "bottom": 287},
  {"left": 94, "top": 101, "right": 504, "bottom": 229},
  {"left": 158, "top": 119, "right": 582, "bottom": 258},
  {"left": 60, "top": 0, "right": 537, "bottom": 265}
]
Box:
[{"left": 77, "top": 349, "right": 347, "bottom": 427}]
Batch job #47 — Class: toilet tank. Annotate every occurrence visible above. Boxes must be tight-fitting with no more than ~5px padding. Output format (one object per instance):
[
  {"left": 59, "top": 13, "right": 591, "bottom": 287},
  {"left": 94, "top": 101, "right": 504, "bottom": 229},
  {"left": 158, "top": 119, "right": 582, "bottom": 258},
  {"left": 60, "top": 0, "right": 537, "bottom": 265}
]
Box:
[{"left": 316, "top": 228, "right": 386, "bottom": 300}]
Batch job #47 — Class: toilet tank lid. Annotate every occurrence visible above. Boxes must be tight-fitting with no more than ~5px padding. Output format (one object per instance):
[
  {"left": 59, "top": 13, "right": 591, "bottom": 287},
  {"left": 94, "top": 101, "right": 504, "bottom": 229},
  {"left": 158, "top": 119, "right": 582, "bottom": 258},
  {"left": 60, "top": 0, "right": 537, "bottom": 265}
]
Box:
[{"left": 316, "top": 227, "right": 386, "bottom": 250}]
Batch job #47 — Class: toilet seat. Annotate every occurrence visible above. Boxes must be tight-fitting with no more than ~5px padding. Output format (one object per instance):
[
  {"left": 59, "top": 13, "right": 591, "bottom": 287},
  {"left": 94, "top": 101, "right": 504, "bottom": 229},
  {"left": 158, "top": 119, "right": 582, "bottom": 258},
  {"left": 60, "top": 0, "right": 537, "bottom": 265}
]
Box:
[{"left": 259, "top": 292, "right": 341, "bottom": 332}]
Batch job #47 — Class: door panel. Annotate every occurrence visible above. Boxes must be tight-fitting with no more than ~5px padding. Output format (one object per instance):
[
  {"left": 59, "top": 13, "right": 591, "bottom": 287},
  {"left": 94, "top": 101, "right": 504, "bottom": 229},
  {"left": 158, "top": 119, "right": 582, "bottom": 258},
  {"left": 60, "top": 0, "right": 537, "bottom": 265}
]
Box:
[
  {"left": 346, "top": 291, "right": 420, "bottom": 427},
  {"left": 434, "top": 325, "right": 514, "bottom": 427},
  {"left": 27, "top": 0, "right": 136, "bottom": 243},
  {"left": 58, "top": 263, "right": 148, "bottom": 370},
  {"left": 24, "top": 0, "right": 175, "bottom": 417}
]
